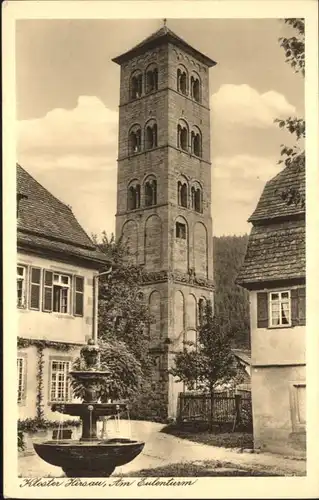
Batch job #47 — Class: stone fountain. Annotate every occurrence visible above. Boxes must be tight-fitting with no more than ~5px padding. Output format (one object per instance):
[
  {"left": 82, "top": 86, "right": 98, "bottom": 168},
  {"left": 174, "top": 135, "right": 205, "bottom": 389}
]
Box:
[{"left": 33, "top": 340, "right": 144, "bottom": 477}]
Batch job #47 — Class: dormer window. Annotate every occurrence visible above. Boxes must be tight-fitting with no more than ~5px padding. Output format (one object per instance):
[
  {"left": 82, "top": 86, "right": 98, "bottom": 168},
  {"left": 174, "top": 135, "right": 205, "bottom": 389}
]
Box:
[
  {"left": 145, "top": 65, "right": 158, "bottom": 94},
  {"left": 177, "top": 67, "right": 188, "bottom": 95},
  {"left": 131, "top": 72, "right": 143, "bottom": 100},
  {"left": 129, "top": 125, "right": 142, "bottom": 154}
]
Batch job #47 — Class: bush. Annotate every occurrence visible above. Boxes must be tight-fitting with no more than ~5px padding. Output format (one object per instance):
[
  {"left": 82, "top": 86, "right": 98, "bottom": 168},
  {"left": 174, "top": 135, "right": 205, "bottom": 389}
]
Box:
[
  {"left": 129, "top": 382, "right": 168, "bottom": 423},
  {"left": 18, "top": 417, "right": 81, "bottom": 436}
]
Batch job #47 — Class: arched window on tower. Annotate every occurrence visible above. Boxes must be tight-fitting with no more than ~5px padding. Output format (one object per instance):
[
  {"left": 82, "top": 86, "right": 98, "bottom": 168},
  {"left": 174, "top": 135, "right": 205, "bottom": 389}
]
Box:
[
  {"left": 198, "top": 297, "right": 206, "bottom": 326},
  {"left": 144, "top": 177, "right": 157, "bottom": 207},
  {"left": 145, "top": 65, "right": 158, "bottom": 94},
  {"left": 190, "top": 73, "right": 201, "bottom": 102},
  {"left": 177, "top": 120, "right": 189, "bottom": 152},
  {"left": 177, "top": 67, "right": 188, "bottom": 95},
  {"left": 130, "top": 71, "right": 143, "bottom": 100},
  {"left": 191, "top": 183, "right": 203, "bottom": 213},
  {"left": 177, "top": 180, "right": 188, "bottom": 208},
  {"left": 127, "top": 180, "right": 141, "bottom": 211},
  {"left": 128, "top": 125, "right": 142, "bottom": 155},
  {"left": 145, "top": 120, "right": 158, "bottom": 150},
  {"left": 191, "top": 128, "right": 202, "bottom": 157}
]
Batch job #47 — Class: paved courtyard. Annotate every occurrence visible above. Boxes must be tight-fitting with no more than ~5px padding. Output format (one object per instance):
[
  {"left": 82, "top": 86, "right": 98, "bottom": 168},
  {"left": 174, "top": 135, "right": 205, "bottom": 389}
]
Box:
[{"left": 19, "top": 420, "right": 306, "bottom": 477}]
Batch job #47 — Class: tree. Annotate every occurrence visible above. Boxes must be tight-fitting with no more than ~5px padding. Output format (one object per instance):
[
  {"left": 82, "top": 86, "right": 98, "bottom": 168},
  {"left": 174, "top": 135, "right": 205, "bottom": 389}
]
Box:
[
  {"left": 170, "top": 301, "right": 236, "bottom": 430},
  {"left": 213, "top": 235, "right": 250, "bottom": 348},
  {"left": 70, "top": 340, "right": 143, "bottom": 402},
  {"left": 275, "top": 18, "right": 305, "bottom": 208},
  {"left": 92, "top": 232, "right": 153, "bottom": 377}
]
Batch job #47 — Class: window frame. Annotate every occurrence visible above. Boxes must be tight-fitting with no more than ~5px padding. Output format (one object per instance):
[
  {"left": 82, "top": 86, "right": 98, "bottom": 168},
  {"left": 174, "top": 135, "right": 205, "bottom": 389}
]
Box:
[
  {"left": 52, "top": 273, "right": 71, "bottom": 315},
  {"left": 49, "top": 359, "right": 72, "bottom": 403},
  {"left": 268, "top": 290, "right": 292, "bottom": 328},
  {"left": 17, "top": 264, "right": 27, "bottom": 308}
]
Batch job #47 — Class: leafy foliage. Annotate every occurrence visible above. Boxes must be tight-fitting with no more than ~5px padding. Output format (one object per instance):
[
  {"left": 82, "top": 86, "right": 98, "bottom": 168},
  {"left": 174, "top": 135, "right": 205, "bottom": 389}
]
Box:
[
  {"left": 213, "top": 235, "right": 250, "bottom": 348},
  {"left": 92, "top": 232, "right": 153, "bottom": 376},
  {"left": 276, "top": 18, "right": 305, "bottom": 208},
  {"left": 70, "top": 340, "right": 143, "bottom": 402},
  {"left": 279, "top": 18, "right": 305, "bottom": 76},
  {"left": 170, "top": 301, "right": 236, "bottom": 394}
]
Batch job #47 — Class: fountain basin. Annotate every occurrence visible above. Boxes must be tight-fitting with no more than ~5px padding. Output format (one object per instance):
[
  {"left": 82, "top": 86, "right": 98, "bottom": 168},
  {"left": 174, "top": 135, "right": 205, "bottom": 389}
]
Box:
[
  {"left": 33, "top": 438, "right": 145, "bottom": 477},
  {"left": 52, "top": 402, "right": 128, "bottom": 418}
]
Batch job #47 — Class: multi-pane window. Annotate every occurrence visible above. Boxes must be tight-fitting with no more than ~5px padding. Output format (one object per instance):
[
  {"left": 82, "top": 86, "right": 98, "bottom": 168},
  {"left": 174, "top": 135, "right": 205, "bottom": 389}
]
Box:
[
  {"left": 17, "top": 266, "right": 26, "bottom": 307},
  {"left": 269, "top": 291, "right": 291, "bottom": 327},
  {"left": 50, "top": 360, "right": 71, "bottom": 402},
  {"left": 53, "top": 274, "right": 70, "bottom": 313},
  {"left": 17, "top": 357, "right": 24, "bottom": 403},
  {"left": 43, "top": 271, "right": 70, "bottom": 314}
]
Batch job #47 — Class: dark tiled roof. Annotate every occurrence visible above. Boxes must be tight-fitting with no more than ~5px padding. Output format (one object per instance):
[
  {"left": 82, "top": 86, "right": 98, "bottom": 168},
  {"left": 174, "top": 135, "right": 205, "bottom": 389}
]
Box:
[
  {"left": 249, "top": 162, "right": 305, "bottom": 222},
  {"left": 112, "top": 25, "right": 216, "bottom": 67},
  {"left": 18, "top": 231, "right": 110, "bottom": 265},
  {"left": 17, "top": 164, "right": 110, "bottom": 266},
  {"left": 232, "top": 349, "right": 251, "bottom": 366},
  {"left": 236, "top": 219, "right": 305, "bottom": 286}
]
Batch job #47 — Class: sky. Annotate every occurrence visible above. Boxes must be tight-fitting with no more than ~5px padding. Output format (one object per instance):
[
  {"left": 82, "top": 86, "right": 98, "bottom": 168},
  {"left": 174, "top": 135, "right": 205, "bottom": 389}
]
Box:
[{"left": 15, "top": 17, "right": 304, "bottom": 237}]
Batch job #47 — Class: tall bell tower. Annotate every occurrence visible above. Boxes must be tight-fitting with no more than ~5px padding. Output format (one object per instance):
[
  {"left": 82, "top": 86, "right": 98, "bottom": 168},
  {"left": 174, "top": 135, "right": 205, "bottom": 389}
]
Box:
[{"left": 112, "top": 23, "right": 216, "bottom": 418}]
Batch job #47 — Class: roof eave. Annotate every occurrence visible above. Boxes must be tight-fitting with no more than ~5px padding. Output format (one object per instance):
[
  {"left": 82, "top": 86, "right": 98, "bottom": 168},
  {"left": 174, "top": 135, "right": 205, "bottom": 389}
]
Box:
[
  {"left": 112, "top": 33, "right": 217, "bottom": 67},
  {"left": 17, "top": 240, "right": 113, "bottom": 269}
]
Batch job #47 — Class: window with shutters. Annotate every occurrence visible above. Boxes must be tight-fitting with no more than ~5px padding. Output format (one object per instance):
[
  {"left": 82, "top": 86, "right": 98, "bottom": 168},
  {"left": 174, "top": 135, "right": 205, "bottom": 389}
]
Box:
[
  {"left": 74, "top": 276, "right": 84, "bottom": 316},
  {"left": 269, "top": 290, "right": 291, "bottom": 327},
  {"left": 50, "top": 360, "right": 71, "bottom": 402},
  {"left": 17, "top": 265, "right": 27, "bottom": 308},
  {"left": 17, "top": 357, "right": 25, "bottom": 403},
  {"left": 43, "top": 271, "right": 71, "bottom": 314},
  {"left": 29, "top": 267, "right": 41, "bottom": 310},
  {"left": 256, "top": 287, "right": 306, "bottom": 329}
]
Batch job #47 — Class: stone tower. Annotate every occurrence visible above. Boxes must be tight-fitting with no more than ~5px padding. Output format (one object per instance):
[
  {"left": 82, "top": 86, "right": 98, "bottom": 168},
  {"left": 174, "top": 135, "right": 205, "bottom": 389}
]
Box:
[{"left": 112, "top": 25, "right": 216, "bottom": 418}]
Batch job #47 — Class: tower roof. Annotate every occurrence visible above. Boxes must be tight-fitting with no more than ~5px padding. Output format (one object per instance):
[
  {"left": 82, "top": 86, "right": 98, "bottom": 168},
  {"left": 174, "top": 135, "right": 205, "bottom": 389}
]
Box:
[{"left": 112, "top": 25, "right": 217, "bottom": 67}]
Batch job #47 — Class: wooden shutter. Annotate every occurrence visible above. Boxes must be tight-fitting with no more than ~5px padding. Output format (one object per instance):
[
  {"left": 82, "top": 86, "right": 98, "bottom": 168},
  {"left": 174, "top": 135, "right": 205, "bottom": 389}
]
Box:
[
  {"left": 43, "top": 270, "right": 53, "bottom": 312},
  {"left": 292, "top": 287, "right": 306, "bottom": 326},
  {"left": 298, "top": 287, "right": 306, "bottom": 326},
  {"left": 257, "top": 292, "right": 268, "bottom": 328},
  {"left": 74, "top": 276, "right": 84, "bottom": 316},
  {"left": 30, "top": 267, "right": 41, "bottom": 310},
  {"left": 291, "top": 288, "right": 299, "bottom": 326}
]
